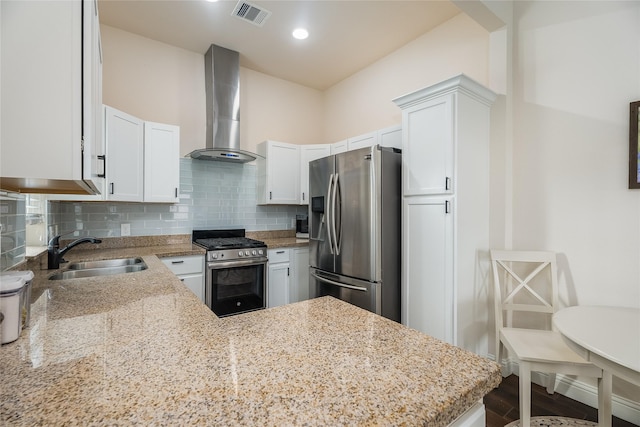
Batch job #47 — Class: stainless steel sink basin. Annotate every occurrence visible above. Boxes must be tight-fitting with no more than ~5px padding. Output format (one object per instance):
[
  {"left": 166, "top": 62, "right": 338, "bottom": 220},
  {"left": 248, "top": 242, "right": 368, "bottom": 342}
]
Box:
[
  {"left": 49, "top": 263, "right": 148, "bottom": 280},
  {"left": 67, "top": 257, "right": 145, "bottom": 270}
]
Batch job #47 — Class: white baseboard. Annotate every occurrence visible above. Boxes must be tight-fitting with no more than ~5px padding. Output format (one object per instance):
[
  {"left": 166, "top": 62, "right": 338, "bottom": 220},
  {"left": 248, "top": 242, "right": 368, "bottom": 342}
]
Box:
[{"left": 496, "top": 357, "right": 640, "bottom": 425}]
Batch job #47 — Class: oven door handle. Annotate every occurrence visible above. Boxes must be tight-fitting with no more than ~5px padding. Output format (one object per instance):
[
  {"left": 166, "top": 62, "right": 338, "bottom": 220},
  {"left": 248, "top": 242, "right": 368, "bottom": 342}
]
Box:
[{"left": 208, "top": 257, "right": 268, "bottom": 269}]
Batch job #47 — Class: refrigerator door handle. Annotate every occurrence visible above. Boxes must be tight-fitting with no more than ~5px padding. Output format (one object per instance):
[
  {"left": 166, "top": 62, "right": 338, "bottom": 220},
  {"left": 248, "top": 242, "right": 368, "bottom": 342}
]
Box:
[
  {"left": 326, "top": 173, "right": 334, "bottom": 254},
  {"left": 331, "top": 172, "right": 340, "bottom": 255},
  {"left": 311, "top": 272, "right": 368, "bottom": 292}
]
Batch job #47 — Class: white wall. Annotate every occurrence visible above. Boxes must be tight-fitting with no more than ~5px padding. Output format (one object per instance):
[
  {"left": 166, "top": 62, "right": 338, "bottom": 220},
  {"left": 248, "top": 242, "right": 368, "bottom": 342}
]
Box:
[
  {"left": 101, "top": 25, "right": 205, "bottom": 156},
  {"left": 512, "top": 1, "right": 640, "bottom": 309},
  {"left": 510, "top": 0, "right": 640, "bottom": 405},
  {"left": 323, "top": 13, "right": 490, "bottom": 143},
  {"left": 101, "top": 25, "right": 324, "bottom": 157}
]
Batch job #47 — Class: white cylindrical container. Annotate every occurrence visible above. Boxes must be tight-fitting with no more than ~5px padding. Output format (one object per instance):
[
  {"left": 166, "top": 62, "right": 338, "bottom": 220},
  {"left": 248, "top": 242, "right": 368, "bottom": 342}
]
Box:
[
  {"left": 1, "top": 270, "right": 34, "bottom": 328},
  {"left": 0, "top": 275, "right": 25, "bottom": 344}
]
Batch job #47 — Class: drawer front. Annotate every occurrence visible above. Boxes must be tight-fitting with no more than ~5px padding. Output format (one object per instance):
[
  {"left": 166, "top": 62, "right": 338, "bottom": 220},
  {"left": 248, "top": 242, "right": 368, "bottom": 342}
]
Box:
[
  {"left": 268, "top": 248, "right": 290, "bottom": 264},
  {"left": 162, "top": 255, "right": 204, "bottom": 275}
]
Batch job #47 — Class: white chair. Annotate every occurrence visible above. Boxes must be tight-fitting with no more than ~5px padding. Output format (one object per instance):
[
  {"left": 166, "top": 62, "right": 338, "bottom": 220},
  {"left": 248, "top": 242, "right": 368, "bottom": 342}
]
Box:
[{"left": 490, "top": 250, "right": 612, "bottom": 427}]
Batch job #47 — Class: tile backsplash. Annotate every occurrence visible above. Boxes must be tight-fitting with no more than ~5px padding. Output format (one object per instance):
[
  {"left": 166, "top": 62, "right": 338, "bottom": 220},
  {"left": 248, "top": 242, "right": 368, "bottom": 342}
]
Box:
[
  {"left": 48, "top": 159, "right": 307, "bottom": 238},
  {"left": 0, "top": 194, "right": 26, "bottom": 270}
]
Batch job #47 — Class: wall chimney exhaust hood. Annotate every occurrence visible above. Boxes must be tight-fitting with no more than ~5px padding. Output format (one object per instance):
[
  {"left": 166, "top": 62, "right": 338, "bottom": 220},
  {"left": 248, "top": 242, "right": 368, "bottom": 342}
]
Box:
[{"left": 189, "top": 44, "right": 259, "bottom": 163}]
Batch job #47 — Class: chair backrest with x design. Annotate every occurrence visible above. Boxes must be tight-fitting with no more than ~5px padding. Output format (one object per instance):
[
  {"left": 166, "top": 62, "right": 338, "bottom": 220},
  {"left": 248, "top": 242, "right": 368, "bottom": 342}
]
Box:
[{"left": 490, "top": 250, "right": 559, "bottom": 361}]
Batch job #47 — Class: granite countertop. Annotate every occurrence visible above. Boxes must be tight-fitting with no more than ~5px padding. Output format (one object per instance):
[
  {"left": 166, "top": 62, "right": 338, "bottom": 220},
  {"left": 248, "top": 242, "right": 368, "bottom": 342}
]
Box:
[{"left": 1, "top": 240, "right": 500, "bottom": 426}]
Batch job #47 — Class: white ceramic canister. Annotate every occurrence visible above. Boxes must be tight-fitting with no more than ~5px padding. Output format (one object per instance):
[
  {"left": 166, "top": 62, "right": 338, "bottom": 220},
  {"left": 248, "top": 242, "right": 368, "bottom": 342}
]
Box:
[
  {"left": 0, "top": 270, "right": 34, "bottom": 328},
  {"left": 0, "top": 275, "right": 25, "bottom": 344}
]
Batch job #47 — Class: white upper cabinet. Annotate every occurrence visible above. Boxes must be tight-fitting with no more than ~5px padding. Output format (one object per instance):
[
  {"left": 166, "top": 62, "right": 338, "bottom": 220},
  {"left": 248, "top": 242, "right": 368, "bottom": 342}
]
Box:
[
  {"left": 103, "top": 106, "right": 179, "bottom": 203},
  {"left": 330, "top": 140, "right": 348, "bottom": 155},
  {"left": 299, "top": 145, "right": 331, "bottom": 205},
  {"left": 400, "top": 94, "right": 454, "bottom": 196},
  {"left": 0, "top": 0, "right": 103, "bottom": 194},
  {"left": 347, "top": 131, "right": 377, "bottom": 151},
  {"left": 378, "top": 125, "right": 402, "bottom": 150},
  {"left": 105, "top": 106, "right": 144, "bottom": 202},
  {"left": 257, "top": 141, "right": 300, "bottom": 205},
  {"left": 144, "top": 122, "right": 180, "bottom": 203}
]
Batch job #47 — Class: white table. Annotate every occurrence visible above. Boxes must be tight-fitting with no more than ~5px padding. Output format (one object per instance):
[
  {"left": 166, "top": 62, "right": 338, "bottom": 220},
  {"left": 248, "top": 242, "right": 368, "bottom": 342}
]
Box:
[
  {"left": 553, "top": 306, "right": 640, "bottom": 426},
  {"left": 553, "top": 306, "right": 640, "bottom": 387}
]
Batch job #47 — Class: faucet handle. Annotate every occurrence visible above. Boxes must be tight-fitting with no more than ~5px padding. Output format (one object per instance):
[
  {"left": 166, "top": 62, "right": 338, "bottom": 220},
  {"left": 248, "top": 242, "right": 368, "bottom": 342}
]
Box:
[{"left": 47, "top": 230, "right": 77, "bottom": 247}]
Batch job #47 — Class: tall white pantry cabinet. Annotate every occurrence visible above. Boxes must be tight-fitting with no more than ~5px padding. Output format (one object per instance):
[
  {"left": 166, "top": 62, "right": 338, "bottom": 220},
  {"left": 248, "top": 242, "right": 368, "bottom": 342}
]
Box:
[{"left": 393, "top": 74, "right": 496, "bottom": 356}]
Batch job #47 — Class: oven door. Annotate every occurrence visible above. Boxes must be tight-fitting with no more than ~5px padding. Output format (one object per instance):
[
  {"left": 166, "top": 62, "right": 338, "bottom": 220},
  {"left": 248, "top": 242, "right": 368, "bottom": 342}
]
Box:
[{"left": 206, "top": 258, "right": 267, "bottom": 317}]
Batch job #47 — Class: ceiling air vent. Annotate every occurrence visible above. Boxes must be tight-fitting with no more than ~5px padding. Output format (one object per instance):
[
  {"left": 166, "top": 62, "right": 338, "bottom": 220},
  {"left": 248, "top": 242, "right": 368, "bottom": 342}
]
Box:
[{"left": 232, "top": 1, "right": 272, "bottom": 27}]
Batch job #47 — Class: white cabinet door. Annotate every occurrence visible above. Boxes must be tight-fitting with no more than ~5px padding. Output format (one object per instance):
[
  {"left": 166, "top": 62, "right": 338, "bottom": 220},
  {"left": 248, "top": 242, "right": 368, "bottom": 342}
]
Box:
[
  {"left": 403, "top": 196, "right": 454, "bottom": 343},
  {"left": 299, "top": 145, "right": 330, "bottom": 205},
  {"left": 104, "top": 106, "right": 144, "bottom": 202},
  {"left": 292, "top": 248, "right": 310, "bottom": 303},
  {"left": 144, "top": 121, "right": 180, "bottom": 203},
  {"left": 0, "top": 0, "right": 101, "bottom": 194},
  {"left": 347, "top": 131, "right": 377, "bottom": 151},
  {"left": 267, "top": 248, "right": 290, "bottom": 308},
  {"left": 257, "top": 141, "right": 300, "bottom": 205},
  {"left": 330, "top": 140, "right": 348, "bottom": 155},
  {"left": 378, "top": 125, "right": 402, "bottom": 150},
  {"left": 162, "top": 255, "right": 205, "bottom": 303},
  {"left": 401, "top": 94, "right": 454, "bottom": 196}
]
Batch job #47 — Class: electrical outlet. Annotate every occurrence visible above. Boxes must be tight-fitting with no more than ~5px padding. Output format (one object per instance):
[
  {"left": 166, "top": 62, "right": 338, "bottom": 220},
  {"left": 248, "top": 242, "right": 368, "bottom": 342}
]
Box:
[{"left": 121, "top": 223, "right": 131, "bottom": 236}]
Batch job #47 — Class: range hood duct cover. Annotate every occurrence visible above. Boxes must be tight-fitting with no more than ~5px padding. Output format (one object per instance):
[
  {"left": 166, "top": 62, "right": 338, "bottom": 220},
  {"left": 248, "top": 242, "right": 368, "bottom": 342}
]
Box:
[{"left": 189, "top": 44, "right": 258, "bottom": 163}]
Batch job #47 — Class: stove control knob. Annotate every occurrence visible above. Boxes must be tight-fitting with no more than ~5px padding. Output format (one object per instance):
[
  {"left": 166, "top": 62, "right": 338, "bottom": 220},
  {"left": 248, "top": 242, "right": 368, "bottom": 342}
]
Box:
[
  {"left": 211, "top": 253, "right": 218, "bottom": 260},
  {"left": 258, "top": 249, "right": 264, "bottom": 255},
  {"left": 251, "top": 250, "right": 257, "bottom": 256},
  {"left": 238, "top": 251, "right": 244, "bottom": 257},
  {"left": 245, "top": 250, "right": 250, "bottom": 256}
]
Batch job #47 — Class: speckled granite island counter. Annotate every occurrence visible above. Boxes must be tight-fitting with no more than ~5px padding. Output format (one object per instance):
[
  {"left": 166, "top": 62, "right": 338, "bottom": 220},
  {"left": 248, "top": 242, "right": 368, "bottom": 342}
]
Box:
[{"left": 1, "top": 243, "right": 500, "bottom": 426}]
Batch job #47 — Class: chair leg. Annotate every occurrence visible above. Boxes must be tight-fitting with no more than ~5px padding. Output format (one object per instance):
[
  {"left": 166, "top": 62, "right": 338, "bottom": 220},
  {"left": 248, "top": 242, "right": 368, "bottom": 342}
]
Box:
[
  {"left": 598, "top": 370, "right": 612, "bottom": 427},
  {"left": 546, "top": 373, "right": 556, "bottom": 394},
  {"left": 519, "top": 363, "right": 531, "bottom": 427}
]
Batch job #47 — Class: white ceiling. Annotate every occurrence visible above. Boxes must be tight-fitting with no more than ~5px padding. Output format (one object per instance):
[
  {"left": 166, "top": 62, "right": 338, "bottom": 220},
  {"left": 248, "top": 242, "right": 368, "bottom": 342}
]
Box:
[{"left": 97, "top": 0, "right": 461, "bottom": 91}]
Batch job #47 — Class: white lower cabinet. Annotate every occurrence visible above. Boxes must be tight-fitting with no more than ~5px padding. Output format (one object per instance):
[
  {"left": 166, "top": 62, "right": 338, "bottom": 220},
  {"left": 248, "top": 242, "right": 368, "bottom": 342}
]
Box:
[
  {"left": 403, "top": 196, "right": 454, "bottom": 342},
  {"left": 267, "top": 249, "right": 290, "bottom": 308},
  {"left": 162, "top": 255, "right": 205, "bottom": 302}
]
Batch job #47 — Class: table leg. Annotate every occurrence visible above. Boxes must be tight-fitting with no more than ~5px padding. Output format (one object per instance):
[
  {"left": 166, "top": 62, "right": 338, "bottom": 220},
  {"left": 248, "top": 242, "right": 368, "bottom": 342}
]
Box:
[{"left": 597, "top": 370, "right": 612, "bottom": 427}]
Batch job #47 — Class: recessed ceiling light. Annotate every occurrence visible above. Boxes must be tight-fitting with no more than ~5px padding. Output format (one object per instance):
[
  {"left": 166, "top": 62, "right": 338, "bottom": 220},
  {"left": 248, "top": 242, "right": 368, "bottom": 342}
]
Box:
[
  {"left": 206, "top": 0, "right": 218, "bottom": 3},
  {"left": 292, "top": 28, "right": 309, "bottom": 40}
]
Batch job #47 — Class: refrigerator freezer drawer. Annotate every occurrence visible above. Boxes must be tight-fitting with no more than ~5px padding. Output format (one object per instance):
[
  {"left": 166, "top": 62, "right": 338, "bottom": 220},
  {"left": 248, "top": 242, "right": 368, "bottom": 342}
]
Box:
[{"left": 310, "top": 268, "right": 381, "bottom": 317}]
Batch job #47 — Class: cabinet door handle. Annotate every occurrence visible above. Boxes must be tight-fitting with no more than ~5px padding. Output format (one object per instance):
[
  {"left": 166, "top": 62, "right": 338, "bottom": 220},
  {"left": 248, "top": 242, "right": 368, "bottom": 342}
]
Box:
[
  {"left": 180, "top": 279, "right": 185, "bottom": 282},
  {"left": 97, "top": 155, "right": 106, "bottom": 178},
  {"left": 175, "top": 188, "right": 178, "bottom": 198},
  {"left": 110, "top": 183, "right": 114, "bottom": 194},
  {"left": 269, "top": 191, "right": 272, "bottom": 200},
  {"left": 445, "top": 200, "right": 451, "bottom": 214},
  {"left": 287, "top": 268, "right": 290, "bottom": 276},
  {"left": 276, "top": 250, "right": 285, "bottom": 254},
  {"left": 171, "top": 260, "right": 184, "bottom": 264},
  {"left": 302, "top": 192, "right": 305, "bottom": 201},
  {"left": 445, "top": 177, "right": 451, "bottom": 191}
]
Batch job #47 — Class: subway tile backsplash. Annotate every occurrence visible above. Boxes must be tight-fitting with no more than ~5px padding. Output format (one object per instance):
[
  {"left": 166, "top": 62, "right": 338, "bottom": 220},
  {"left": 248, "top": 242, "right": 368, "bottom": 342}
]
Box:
[
  {"left": 49, "top": 159, "right": 306, "bottom": 238},
  {"left": 0, "top": 194, "right": 26, "bottom": 270}
]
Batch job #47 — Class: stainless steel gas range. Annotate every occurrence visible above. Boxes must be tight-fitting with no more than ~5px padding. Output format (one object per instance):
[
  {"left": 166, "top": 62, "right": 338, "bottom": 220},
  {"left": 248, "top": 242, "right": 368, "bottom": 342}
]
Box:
[{"left": 193, "top": 229, "right": 267, "bottom": 317}]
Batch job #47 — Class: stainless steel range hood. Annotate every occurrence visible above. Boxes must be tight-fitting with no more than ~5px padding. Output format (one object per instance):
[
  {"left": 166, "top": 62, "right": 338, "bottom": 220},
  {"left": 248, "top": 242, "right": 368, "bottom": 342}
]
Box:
[{"left": 189, "top": 44, "right": 258, "bottom": 163}]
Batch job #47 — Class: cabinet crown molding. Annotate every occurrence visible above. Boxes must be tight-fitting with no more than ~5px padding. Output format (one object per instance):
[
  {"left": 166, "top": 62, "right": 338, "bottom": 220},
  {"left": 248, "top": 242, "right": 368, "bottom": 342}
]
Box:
[{"left": 393, "top": 73, "right": 497, "bottom": 109}]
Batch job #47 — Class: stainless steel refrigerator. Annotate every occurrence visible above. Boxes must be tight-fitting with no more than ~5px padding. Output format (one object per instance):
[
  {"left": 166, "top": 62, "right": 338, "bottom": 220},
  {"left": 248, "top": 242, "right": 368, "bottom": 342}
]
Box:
[{"left": 309, "top": 144, "right": 401, "bottom": 322}]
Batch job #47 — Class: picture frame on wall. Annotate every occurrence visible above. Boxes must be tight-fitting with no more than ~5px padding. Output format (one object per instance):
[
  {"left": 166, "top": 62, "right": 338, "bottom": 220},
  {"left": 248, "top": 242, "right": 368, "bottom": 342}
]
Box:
[{"left": 629, "top": 101, "right": 640, "bottom": 189}]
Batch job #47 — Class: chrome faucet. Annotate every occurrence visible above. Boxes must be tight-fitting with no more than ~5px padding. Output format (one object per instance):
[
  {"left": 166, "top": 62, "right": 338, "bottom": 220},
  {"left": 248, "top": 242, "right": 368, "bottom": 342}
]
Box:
[{"left": 47, "top": 234, "right": 102, "bottom": 269}]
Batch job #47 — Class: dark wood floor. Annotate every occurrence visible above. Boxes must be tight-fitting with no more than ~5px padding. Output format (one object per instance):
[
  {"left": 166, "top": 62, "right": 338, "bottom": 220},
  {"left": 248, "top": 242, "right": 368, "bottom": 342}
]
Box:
[{"left": 483, "top": 375, "right": 638, "bottom": 427}]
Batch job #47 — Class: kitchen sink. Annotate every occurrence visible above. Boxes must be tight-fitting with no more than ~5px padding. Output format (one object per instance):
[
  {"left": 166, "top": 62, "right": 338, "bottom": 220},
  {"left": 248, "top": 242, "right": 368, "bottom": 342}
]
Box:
[
  {"left": 67, "top": 257, "right": 145, "bottom": 270},
  {"left": 49, "top": 260, "right": 148, "bottom": 281}
]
